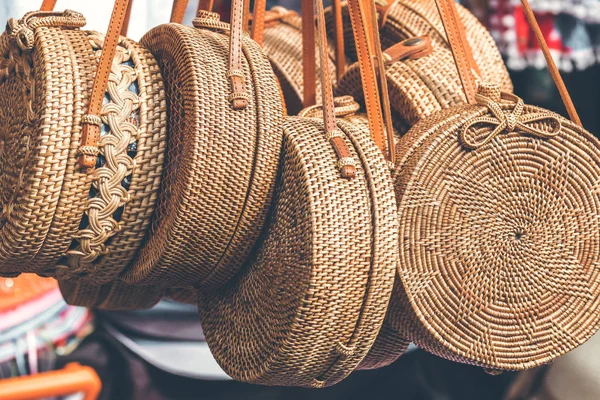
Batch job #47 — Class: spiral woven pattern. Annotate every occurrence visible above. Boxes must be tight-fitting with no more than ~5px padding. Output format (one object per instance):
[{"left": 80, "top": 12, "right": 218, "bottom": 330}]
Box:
[
  {"left": 126, "top": 21, "right": 283, "bottom": 290},
  {"left": 198, "top": 117, "right": 398, "bottom": 387},
  {"left": 334, "top": 0, "right": 512, "bottom": 125},
  {"left": 391, "top": 92, "right": 600, "bottom": 370},
  {"left": 262, "top": 9, "right": 337, "bottom": 115}
]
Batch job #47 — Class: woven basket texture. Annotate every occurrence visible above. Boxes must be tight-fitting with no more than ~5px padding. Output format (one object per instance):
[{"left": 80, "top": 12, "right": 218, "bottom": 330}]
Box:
[
  {"left": 59, "top": 279, "right": 163, "bottom": 310},
  {"left": 123, "top": 17, "right": 283, "bottom": 291},
  {"left": 0, "top": 12, "right": 166, "bottom": 302},
  {"left": 334, "top": 0, "right": 513, "bottom": 126},
  {"left": 299, "top": 96, "right": 409, "bottom": 371},
  {"left": 197, "top": 117, "right": 398, "bottom": 387},
  {"left": 262, "top": 9, "right": 337, "bottom": 115},
  {"left": 390, "top": 86, "right": 600, "bottom": 370}
]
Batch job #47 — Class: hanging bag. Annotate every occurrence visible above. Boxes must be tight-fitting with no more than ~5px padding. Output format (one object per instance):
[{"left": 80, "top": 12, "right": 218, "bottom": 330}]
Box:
[
  {"left": 388, "top": 0, "right": 600, "bottom": 371},
  {"left": 196, "top": 0, "right": 399, "bottom": 386}
]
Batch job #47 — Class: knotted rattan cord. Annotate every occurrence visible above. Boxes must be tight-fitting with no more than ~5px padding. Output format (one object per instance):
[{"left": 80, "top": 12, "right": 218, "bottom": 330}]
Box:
[{"left": 6, "top": 10, "right": 86, "bottom": 51}]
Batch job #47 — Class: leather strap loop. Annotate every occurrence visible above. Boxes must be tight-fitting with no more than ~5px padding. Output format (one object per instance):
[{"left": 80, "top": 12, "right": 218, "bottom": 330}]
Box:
[{"left": 383, "top": 36, "right": 433, "bottom": 64}]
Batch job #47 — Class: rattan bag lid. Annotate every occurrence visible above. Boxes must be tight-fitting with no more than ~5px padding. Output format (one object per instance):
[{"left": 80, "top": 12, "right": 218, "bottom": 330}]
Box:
[{"left": 391, "top": 83, "right": 600, "bottom": 370}]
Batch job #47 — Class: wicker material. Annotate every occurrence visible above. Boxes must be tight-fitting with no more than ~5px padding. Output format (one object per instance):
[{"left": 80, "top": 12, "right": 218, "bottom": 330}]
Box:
[
  {"left": 262, "top": 7, "right": 337, "bottom": 115},
  {"left": 123, "top": 15, "right": 283, "bottom": 290},
  {"left": 59, "top": 279, "right": 163, "bottom": 310},
  {"left": 390, "top": 84, "right": 600, "bottom": 370},
  {"left": 300, "top": 96, "right": 408, "bottom": 371},
  {"left": 0, "top": 11, "right": 166, "bottom": 291},
  {"left": 197, "top": 117, "right": 398, "bottom": 387},
  {"left": 334, "top": 0, "right": 513, "bottom": 125}
]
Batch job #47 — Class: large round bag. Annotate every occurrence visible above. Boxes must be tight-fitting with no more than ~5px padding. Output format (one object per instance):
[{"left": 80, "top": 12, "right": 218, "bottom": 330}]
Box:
[
  {"left": 196, "top": 0, "right": 398, "bottom": 386},
  {"left": 334, "top": 0, "right": 513, "bottom": 126},
  {"left": 118, "top": 7, "right": 283, "bottom": 291},
  {"left": 387, "top": 0, "right": 600, "bottom": 371},
  {"left": 0, "top": 8, "right": 166, "bottom": 292}
]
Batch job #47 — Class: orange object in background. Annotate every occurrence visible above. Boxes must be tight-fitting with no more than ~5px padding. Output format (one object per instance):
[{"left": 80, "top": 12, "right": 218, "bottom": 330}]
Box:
[
  {"left": 0, "top": 274, "right": 57, "bottom": 312},
  {"left": 0, "top": 363, "right": 101, "bottom": 400}
]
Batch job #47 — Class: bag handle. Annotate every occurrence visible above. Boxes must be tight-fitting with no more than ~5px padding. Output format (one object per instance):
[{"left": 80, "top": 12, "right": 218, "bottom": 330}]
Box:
[{"left": 435, "top": 0, "right": 582, "bottom": 127}]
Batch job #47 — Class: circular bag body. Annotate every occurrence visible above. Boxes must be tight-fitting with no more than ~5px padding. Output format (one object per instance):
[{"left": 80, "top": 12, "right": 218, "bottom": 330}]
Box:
[
  {"left": 299, "top": 96, "right": 409, "bottom": 371},
  {"left": 390, "top": 84, "right": 600, "bottom": 370},
  {"left": 123, "top": 14, "right": 283, "bottom": 290},
  {"left": 262, "top": 7, "right": 337, "bottom": 115},
  {"left": 59, "top": 279, "right": 163, "bottom": 310},
  {"left": 197, "top": 117, "right": 398, "bottom": 387},
  {"left": 0, "top": 10, "right": 166, "bottom": 300},
  {"left": 334, "top": 0, "right": 512, "bottom": 126}
]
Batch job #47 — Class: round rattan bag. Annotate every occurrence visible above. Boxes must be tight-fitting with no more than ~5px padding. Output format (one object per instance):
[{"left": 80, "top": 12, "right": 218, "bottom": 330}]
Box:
[
  {"left": 119, "top": 10, "right": 283, "bottom": 290},
  {"left": 334, "top": 0, "right": 513, "bottom": 126},
  {"left": 298, "top": 96, "right": 409, "bottom": 371},
  {"left": 390, "top": 83, "right": 600, "bottom": 370},
  {"left": 0, "top": 11, "right": 166, "bottom": 292}
]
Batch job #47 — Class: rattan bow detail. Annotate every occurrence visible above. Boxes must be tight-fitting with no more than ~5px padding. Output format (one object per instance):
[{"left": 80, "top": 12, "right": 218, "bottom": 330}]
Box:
[
  {"left": 6, "top": 10, "right": 86, "bottom": 51},
  {"left": 459, "top": 85, "right": 561, "bottom": 150}
]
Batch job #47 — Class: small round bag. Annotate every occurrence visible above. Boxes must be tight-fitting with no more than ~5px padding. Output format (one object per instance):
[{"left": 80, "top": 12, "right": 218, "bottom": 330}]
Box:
[
  {"left": 0, "top": 5, "right": 166, "bottom": 291},
  {"left": 388, "top": 0, "right": 600, "bottom": 371},
  {"left": 197, "top": 0, "right": 398, "bottom": 386},
  {"left": 119, "top": 4, "right": 284, "bottom": 290}
]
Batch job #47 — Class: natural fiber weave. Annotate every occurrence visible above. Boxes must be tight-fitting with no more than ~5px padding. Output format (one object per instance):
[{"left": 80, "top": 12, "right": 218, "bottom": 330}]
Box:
[
  {"left": 300, "top": 96, "right": 409, "bottom": 371},
  {"left": 334, "top": 0, "right": 512, "bottom": 125},
  {"left": 124, "top": 15, "right": 283, "bottom": 290},
  {"left": 262, "top": 7, "right": 337, "bottom": 115},
  {"left": 59, "top": 279, "right": 163, "bottom": 310},
  {"left": 197, "top": 117, "right": 398, "bottom": 387},
  {"left": 0, "top": 11, "right": 167, "bottom": 311},
  {"left": 390, "top": 84, "right": 600, "bottom": 370}
]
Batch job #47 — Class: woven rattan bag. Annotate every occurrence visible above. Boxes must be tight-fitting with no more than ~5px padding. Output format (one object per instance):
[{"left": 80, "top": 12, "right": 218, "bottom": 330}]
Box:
[
  {"left": 113, "top": 0, "right": 282, "bottom": 292},
  {"left": 298, "top": 95, "right": 410, "bottom": 371},
  {"left": 0, "top": 1, "right": 167, "bottom": 308},
  {"left": 388, "top": 0, "right": 600, "bottom": 371},
  {"left": 197, "top": 0, "right": 399, "bottom": 386},
  {"left": 334, "top": 0, "right": 512, "bottom": 128}
]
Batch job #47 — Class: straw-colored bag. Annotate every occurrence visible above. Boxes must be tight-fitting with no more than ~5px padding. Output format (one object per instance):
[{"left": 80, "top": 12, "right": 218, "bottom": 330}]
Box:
[
  {"left": 335, "top": 0, "right": 512, "bottom": 127},
  {"left": 389, "top": 0, "right": 600, "bottom": 371},
  {"left": 114, "top": 0, "right": 283, "bottom": 292},
  {"left": 197, "top": 0, "right": 399, "bottom": 386},
  {"left": 0, "top": 1, "right": 166, "bottom": 294}
]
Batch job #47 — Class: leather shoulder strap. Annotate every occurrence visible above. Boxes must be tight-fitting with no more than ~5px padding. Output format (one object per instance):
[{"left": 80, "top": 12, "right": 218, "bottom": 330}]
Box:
[
  {"left": 302, "top": 0, "right": 317, "bottom": 108},
  {"left": 250, "top": 0, "right": 267, "bottom": 46},
  {"left": 331, "top": 0, "right": 346, "bottom": 81},
  {"left": 198, "top": 0, "right": 215, "bottom": 13},
  {"left": 39, "top": 0, "right": 56, "bottom": 11},
  {"left": 78, "top": 0, "right": 131, "bottom": 167},
  {"left": 434, "top": 0, "right": 478, "bottom": 104},
  {"left": 170, "top": 0, "right": 189, "bottom": 24}
]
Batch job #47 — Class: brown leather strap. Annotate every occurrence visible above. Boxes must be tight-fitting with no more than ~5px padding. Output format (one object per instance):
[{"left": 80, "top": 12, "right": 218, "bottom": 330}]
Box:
[
  {"left": 170, "top": 0, "right": 189, "bottom": 24},
  {"left": 384, "top": 36, "right": 433, "bottom": 64},
  {"left": 375, "top": 0, "right": 395, "bottom": 28},
  {"left": 228, "top": 0, "right": 249, "bottom": 109},
  {"left": 78, "top": 0, "right": 131, "bottom": 167},
  {"left": 331, "top": 0, "right": 346, "bottom": 81},
  {"left": 121, "top": 0, "right": 134, "bottom": 36},
  {"left": 39, "top": 0, "right": 56, "bottom": 11},
  {"left": 198, "top": 0, "right": 215, "bottom": 13},
  {"left": 302, "top": 0, "right": 317, "bottom": 108},
  {"left": 435, "top": 0, "right": 479, "bottom": 104},
  {"left": 520, "top": 0, "right": 581, "bottom": 126},
  {"left": 346, "top": 0, "right": 386, "bottom": 154},
  {"left": 251, "top": 0, "right": 267, "bottom": 46},
  {"left": 314, "top": 0, "right": 356, "bottom": 179}
]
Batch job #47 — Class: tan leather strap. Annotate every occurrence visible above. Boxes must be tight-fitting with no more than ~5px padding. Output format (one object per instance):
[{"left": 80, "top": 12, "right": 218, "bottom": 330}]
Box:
[
  {"left": 250, "top": 0, "right": 267, "bottom": 46},
  {"left": 170, "top": 0, "right": 190, "bottom": 24},
  {"left": 39, "top": 0, "right": 57, "bottom": 11},
  {"left": 383, "top": 35, "right": 433, "bottom": 64},
  {"left": 198, "top": 0, "right": 215, "bottom": 12},
  {"left": 227, "top": 0, "right": 249, "bottom": 109},
  {"left": 314, "top": 0, "right": 356, "bottom": 179},
  {"left": 331, "top": 0, "right": 346, "bottom": 81},
  {"left": 520, "top": 0, "right": 581, "bottom": 126},
  {"left": 121, "top": 0, "right": 134, "bottom": 36},
  {"left": 434, "top": 0, "right": 479, "bottom": 104},
  {"left": 302, "top": 0, "right": 317, "bottom": 108},
  {"left": 346, "top": 0, "right": 387, "bottom": 157},
  {"left": 78, "top": 0, "right": 131, "bottom": 168},
  {"left": 375, "top": 0, "right": 395, "bottom": 28}
]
